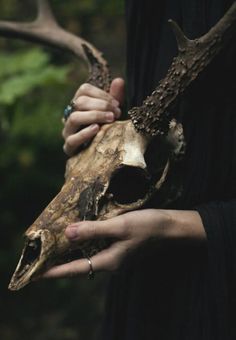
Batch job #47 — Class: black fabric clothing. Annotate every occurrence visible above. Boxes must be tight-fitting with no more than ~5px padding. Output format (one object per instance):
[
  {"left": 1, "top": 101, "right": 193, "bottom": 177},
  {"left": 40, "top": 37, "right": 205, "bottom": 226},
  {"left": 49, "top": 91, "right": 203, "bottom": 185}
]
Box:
[{"left": 101, "top": 1, "right": 236, "bottom": 339}]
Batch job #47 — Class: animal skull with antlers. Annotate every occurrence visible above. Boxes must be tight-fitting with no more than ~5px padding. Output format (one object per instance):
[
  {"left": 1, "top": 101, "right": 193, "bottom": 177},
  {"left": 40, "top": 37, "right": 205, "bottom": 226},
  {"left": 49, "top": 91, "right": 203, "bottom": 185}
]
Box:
[{"left": 0, "top": 0, "right": 235, "bottom": 290}]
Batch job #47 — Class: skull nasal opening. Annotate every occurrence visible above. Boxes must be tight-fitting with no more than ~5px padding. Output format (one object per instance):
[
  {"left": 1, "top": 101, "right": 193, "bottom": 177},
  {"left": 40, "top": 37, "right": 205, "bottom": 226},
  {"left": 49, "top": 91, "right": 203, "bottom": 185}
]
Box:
[{"left": 107, "top": 166, "right": 150, "bottom": 204}]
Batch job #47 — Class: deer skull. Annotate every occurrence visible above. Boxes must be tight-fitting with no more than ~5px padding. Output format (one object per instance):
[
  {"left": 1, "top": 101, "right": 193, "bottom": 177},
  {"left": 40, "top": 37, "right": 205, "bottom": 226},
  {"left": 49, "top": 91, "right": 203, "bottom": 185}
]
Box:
[
  {"left": 3, "top": 0, "right": 236, "bottom": 290},
  {"left": 8, "top": 119, "right": 184, "bottom": 290}
]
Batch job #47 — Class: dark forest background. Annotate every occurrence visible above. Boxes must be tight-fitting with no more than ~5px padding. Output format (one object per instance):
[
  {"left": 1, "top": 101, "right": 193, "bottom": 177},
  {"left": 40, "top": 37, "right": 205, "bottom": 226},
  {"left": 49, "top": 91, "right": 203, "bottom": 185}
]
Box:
[{"left": 0, "top": 1, "right": 125, "bottom": 339}]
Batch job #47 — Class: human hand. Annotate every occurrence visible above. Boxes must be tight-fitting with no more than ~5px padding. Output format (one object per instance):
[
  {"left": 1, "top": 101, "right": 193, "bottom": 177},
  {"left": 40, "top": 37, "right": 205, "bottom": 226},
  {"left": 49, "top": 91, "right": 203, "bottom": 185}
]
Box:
[
  {"left": 43, "top": 209, "right": 172, "bottom": 278},
  {"left": 62, "top": 77, "right": 125, "bottom": 156}
]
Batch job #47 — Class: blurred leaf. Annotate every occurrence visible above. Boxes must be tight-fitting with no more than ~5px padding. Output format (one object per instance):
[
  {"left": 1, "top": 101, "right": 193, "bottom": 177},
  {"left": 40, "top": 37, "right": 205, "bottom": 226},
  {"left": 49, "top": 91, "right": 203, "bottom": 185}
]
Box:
[
  {"left": 0, "top": 49, "right": 69, "bottom": 104},
  {"left": 0, "top": 48, "right": 49, "bottom": 77}
]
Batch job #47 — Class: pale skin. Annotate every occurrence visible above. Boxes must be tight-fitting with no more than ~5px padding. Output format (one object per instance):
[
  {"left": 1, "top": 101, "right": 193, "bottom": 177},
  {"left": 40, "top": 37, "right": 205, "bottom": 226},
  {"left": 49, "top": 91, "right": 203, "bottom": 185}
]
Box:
[{"left": 44, "top": 78, "right": 206, "bottom": 279}]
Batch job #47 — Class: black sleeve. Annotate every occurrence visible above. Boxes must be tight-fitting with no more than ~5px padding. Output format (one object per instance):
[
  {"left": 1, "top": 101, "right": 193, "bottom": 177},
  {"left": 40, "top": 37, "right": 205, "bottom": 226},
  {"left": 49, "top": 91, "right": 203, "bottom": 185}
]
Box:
[{"left": 196, "top": 200, "right": 236, "bottom": 337}]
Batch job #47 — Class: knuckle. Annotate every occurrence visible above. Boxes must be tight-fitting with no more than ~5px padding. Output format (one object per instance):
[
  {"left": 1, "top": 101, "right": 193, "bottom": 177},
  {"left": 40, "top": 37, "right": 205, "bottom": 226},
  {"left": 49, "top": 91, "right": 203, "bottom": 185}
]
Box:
[
  {"left": 104, "top": 101, "right": 111, "bottom": 110},
  {"left": 63, "top": 143, "right": 71, "bottom": 156},
  {"left": 66, "top": 136, "right": 76, "bottom": 149},
  {"left": 62, "top": 128, "right": 66, "bottom": 139},
  {"left": 68, "top": 113, "right": 78, "bottom": 126},
  {"left": 75, "top": 95, "right": 86, "bottom": 107},
  {"left": 79, "top": 83, "right": 91, "bottom": 93}
]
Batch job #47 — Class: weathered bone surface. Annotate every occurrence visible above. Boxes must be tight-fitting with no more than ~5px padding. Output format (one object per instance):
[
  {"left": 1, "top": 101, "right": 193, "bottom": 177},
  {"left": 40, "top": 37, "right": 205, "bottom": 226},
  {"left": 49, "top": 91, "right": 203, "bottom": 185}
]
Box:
[
  {"left": 9, "top": 120, "right": 182, "bottom": 290},
  {"left": 2, "top": 1, "right": 236, "bottom": 290}
]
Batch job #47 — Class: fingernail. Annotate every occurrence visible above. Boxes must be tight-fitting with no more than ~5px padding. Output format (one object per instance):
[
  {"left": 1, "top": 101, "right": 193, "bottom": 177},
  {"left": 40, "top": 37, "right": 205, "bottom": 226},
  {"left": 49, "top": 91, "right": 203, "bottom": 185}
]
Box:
[
  {"left": 90, "top": 124, "right": 99, "bottom": 131},
  {"left": 112, "top": 99, "right": 119, "bottom": 107},
  {"left": 105, "top": 112, "right": 114, "bottom": 122},
  {"left": 65, "top": 227, "right": 78, "bottom": 239}
]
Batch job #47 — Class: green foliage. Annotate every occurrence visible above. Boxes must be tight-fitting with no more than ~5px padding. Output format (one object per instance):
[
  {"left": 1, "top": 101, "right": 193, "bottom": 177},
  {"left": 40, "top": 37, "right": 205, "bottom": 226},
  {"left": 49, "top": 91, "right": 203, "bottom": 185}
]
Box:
[
  {"left": 0, "top": 48, "right": 50, "bottom": 77},
  {"left": 0, "top": 0, "right": 125, "bottom": 339},
  {"left": 0, "top": 47, "right": 70, "bottom": 173},
  {"left": 0, "top": 48, "right": 69, "bottom": 105}
]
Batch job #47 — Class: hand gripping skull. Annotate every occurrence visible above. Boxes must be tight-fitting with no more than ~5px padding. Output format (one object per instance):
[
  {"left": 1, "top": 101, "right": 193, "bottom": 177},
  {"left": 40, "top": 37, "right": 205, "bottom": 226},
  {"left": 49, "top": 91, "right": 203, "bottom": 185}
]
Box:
[{"left": 4, "top": 0, "right": 236, "bottom": 290}]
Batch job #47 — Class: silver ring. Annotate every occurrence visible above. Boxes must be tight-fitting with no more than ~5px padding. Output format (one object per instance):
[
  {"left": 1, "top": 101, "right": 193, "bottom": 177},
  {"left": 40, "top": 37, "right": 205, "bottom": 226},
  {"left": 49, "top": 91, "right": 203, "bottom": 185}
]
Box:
[
  {"left": 87, "top": 257, "right": 94, "bottom": 280},
  {"left": 63, "top": 100, "right": 75, "bottom": 121}
]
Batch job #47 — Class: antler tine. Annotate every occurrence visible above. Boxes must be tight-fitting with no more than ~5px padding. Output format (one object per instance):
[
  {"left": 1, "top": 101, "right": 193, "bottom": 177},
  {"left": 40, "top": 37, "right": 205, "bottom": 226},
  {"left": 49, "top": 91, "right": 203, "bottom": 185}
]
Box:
[
  {"left": 0, "top": 0, "right": 111, "bottom": 91},
  {"left": 129, "top": 2, "right": 236, "bottom": 137},
  {"left": 168, "top": 20, "right": 189, "bottom": 52},
  {"left": 35, "top": 0, "right": 58, "bottom": 26}
]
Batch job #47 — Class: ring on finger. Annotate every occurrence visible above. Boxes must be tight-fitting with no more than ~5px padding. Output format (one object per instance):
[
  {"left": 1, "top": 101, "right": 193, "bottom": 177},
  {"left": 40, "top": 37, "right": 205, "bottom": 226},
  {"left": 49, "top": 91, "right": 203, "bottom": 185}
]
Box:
[
  {"left": 87, "top": 257, "right": 95, "bottom": 280},
  {"left": 63, "top": 100, "right": 76, "bottom": 121}
]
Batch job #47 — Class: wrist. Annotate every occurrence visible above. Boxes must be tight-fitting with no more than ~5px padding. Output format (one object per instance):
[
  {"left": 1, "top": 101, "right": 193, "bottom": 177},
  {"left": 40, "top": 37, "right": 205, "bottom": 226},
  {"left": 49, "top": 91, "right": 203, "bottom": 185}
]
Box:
[{"left": 156, "top": 209, "right": 206, "bottom": 241}]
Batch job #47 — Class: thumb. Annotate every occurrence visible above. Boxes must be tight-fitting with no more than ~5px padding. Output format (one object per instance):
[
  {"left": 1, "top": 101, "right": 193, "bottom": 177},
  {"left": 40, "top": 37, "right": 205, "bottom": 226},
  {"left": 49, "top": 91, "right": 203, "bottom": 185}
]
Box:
[{"left": 109, "top": 77, "right": 125, "bottom": 106}]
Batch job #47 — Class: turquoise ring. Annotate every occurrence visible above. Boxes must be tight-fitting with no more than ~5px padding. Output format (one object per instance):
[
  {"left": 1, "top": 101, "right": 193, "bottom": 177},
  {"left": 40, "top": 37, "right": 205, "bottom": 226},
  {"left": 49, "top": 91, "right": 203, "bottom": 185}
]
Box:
[{"left": 63, "top": 101, "right": 75, "bottom": 121}]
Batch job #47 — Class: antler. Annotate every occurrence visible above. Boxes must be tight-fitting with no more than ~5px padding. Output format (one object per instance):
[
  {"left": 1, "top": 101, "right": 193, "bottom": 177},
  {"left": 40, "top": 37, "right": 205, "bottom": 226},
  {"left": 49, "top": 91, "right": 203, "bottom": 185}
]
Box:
[
  {"left": 129, "top": 2, "right": 236, "bottom": 137},
  {"left": 4, "top": 1, "right": 236, "bottom": 292},
  {"left": 1, "top": 1, "right": 235, "bottom": 137},
  {"left": 0, "top": 0, "right": 111, "bottom": 91}
]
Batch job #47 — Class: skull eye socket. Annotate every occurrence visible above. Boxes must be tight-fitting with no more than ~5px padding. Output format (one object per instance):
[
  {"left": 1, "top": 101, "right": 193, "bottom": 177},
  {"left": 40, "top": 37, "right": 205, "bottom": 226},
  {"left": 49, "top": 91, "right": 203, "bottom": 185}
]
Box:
[{"left": 107, "top": 166, "right": 150, "bottom": 204}]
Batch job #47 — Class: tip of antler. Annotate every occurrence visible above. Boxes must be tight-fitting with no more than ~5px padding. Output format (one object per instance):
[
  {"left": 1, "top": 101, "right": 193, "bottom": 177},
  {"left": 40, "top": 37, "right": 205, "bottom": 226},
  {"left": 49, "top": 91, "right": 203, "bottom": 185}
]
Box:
[
  {"left": 168, "top": 19, "right": 190, "bottom": 52},
  {"left": 36, "top": 0, "right": 58, "bottom": 27}
]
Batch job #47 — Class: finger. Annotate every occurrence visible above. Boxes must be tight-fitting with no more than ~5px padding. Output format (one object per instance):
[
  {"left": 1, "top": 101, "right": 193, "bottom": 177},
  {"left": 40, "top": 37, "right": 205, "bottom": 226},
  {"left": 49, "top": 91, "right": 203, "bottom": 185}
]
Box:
[
  {"left": 73, "top": 96, "right": 121, "bottom": 116},
  {"left": 90, "top": 241, "right": 129, "bottom": 272},
  {"left": 109, "top": 78, "right": 125, "bottom": 109},
  {"left": 74, "top": 83, "right": 118, "bottom": 105},
  {"left": 43, "top": 258, "right": 90, "bottom": 278},
  {"left": 43, "top": 241, "right": 129, "bottom": 278},
  {"left": 62, "top": 110, "right": 115, "bottom": 139},
  {"left": 65, "top": 215, "right": 127, "bottom": 242},
  {"left": 63, "top": 124, "right": 99, "bottom": 156}
]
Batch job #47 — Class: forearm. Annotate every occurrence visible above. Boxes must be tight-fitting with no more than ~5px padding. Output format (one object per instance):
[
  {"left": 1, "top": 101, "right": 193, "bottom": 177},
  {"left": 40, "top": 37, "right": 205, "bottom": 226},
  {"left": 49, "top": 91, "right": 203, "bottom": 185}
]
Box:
[{"left": 157, "top": 209, "right": 206, "bottom": 242}]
